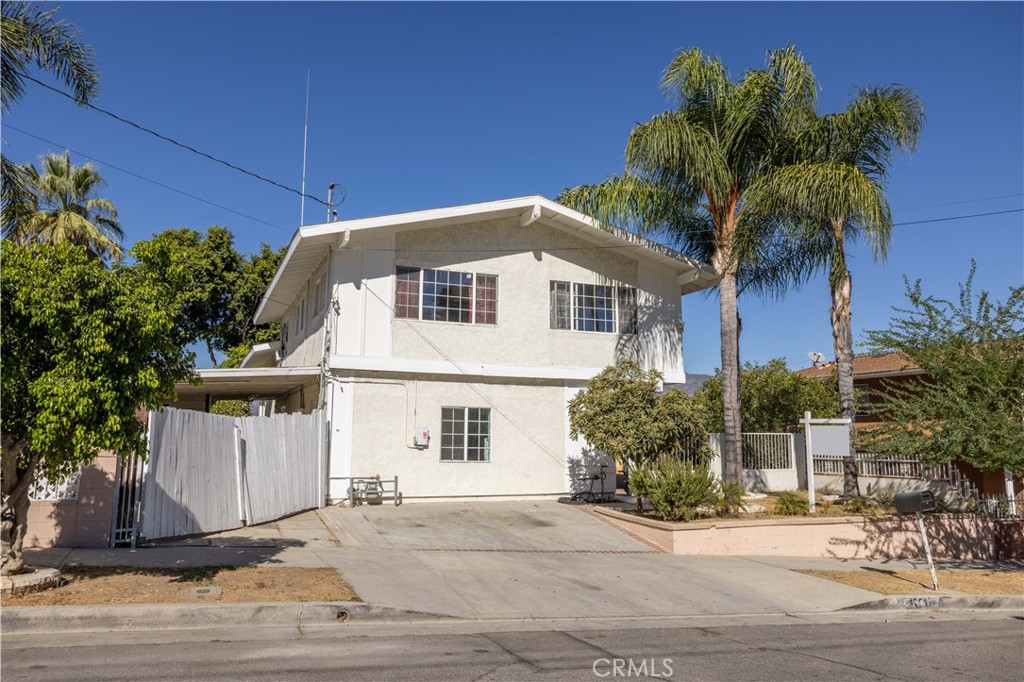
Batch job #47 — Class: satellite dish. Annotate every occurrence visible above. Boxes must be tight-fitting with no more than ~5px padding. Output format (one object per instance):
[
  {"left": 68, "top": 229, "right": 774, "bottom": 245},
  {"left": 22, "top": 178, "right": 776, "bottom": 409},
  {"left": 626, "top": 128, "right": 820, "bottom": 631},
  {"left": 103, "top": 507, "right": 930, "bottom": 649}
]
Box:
[{"left": 807, "top": 351, "right": 826, "bottom": 366}]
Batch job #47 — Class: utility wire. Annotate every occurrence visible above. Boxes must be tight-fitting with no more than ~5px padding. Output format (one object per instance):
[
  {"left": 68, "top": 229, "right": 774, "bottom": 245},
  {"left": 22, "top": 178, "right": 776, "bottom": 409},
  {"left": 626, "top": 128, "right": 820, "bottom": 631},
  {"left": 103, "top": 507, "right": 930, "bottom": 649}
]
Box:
[
  {"left": 20, "top": 73, "right": 333, "bottom": 207},
  {"left": 4, "top": 125, "right": 292, "bottom": 233},
  {"left": 894, "top": 193, "right": 1024, "bottom": 212}
]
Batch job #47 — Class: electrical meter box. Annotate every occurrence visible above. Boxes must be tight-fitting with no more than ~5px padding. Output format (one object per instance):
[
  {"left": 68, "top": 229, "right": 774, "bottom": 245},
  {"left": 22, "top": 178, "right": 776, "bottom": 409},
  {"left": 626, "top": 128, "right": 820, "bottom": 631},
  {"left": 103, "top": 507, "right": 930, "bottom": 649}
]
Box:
[{"left": 414, "top": 427, "right": 430, "bottom": 447}]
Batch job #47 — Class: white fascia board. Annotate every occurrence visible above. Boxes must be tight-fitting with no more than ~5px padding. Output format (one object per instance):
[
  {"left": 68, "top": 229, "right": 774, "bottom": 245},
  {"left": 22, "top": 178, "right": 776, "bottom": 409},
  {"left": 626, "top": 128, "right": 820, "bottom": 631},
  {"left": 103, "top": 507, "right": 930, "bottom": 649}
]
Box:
[
  {"left": 328, "top": 354, "right": 686, "bottom": 384},
  {"left": 196, "top": 366, "right": 320, "bottom": 381},
  {"left": 239, "top": 341, "right": 282, "bottom": 368},
  {"left": 252, "top": 229, "right": 302, "bottom": 324}
]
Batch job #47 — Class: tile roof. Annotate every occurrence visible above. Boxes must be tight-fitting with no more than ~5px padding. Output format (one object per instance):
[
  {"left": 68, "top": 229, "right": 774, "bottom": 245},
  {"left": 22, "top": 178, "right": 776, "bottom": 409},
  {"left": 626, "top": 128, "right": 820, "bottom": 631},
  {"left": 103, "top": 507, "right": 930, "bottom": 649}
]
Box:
[{"left": 796, "top": 352, "right": 922, "bottom": 380}]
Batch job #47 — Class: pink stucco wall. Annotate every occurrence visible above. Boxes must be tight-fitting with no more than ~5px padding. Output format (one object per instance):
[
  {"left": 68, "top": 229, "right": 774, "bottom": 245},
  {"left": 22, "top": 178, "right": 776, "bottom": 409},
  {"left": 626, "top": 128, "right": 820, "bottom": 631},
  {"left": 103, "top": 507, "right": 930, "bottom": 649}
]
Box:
[
  {"left": 25, "top": 453, "right": 119, "bottom": 549},
  {"left": 593, "top": 508, "right": 997, "bottom": 559}
]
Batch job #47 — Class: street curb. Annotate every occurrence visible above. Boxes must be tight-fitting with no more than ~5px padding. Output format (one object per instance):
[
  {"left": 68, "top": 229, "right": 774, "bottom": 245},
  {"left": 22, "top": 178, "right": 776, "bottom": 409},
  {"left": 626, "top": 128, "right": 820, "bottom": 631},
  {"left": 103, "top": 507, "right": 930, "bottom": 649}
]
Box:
[
  {"left": 0, "top": 601, "right": 455, "bottom": 635},
  {"left": 843, "top": 594, "right": 1024, "bottom": 612}
]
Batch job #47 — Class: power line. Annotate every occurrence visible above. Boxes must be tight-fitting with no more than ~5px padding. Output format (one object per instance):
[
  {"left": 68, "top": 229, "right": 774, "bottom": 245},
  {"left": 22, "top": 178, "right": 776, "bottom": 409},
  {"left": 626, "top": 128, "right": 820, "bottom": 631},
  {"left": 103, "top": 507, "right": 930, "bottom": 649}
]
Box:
[
  {"left": 4, "top": 125, "right": 292, "bottom": 233},
  {"left": 894, "top": 193, "right": 1024, "bottom": 212},
  {"left": 20, "top": 73, "right": 333, "bottom": 207},
  {"left": 892, "top": 208, "right": 1022, "bottom": 227}
]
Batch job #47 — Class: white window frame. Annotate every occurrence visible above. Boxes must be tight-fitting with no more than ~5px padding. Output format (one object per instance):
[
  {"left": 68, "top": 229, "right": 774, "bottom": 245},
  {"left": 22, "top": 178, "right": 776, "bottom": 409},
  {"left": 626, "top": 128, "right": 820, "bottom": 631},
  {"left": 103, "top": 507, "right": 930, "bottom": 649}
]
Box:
[
  {"left": 550, "top": 280, "right": 638, "bottom": 334},
  {"left": 395, "top": 267, "right": 498, "bottom": 325},
  {"left": 440, "top": 406, "right": 491, "bottom": 462}
]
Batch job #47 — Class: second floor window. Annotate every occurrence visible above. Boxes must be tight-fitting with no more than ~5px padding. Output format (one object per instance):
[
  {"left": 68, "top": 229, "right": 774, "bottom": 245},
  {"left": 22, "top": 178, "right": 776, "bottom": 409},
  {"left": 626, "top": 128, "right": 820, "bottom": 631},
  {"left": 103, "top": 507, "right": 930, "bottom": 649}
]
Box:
[
  {"left": 550, "top": 281, "right": 638, "bottom": 334},
  {"left": 395, "top": 267, "right": 498, "bottom": 324}
]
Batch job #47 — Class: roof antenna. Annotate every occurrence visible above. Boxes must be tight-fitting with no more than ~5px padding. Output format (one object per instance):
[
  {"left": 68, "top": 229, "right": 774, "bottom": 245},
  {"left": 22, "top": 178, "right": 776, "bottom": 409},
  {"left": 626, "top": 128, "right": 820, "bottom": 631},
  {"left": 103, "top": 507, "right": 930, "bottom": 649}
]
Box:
[
  {"left": 807, "top": 351, "right": 826, "bottom": 367},
  {"left": 299, "top": 69, "right": 310, "bottom": 226}
]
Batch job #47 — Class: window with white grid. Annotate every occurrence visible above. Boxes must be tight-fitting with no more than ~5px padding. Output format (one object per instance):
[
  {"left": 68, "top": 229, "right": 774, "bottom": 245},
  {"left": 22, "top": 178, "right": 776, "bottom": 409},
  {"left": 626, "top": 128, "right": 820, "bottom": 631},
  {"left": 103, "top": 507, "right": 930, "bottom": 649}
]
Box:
[
  {"left": 549, "top": 280, "right": 638, "bottom": 334},
  {"left": 441, "top": 407, "right": 491, "bottom": 462},
  {"left": 394, "top": 268, "right": 497, "bottom": 325}
]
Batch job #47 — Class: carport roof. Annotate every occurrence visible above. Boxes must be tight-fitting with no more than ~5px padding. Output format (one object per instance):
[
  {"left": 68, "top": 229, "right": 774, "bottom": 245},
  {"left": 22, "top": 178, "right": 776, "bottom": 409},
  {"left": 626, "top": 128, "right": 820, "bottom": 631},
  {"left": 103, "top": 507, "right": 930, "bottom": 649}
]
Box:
[{"left": 170, "top": 367, "right": 320, "bottom": 409}]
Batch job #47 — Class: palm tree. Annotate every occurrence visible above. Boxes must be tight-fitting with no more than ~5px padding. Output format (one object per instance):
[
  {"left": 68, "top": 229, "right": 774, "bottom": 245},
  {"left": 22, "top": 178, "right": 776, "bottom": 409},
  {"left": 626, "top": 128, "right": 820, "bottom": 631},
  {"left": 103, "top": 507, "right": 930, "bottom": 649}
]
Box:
[
  {"left": 751, "top": 87, "right": 924, "bottom": 496},
  {"left": 2, "top": 2, "right": 100, "bottom": 243},
  {"left": 6, "top": 151, "right": 124, "bottom": 261},
  {"left": 559, "top": 46, "right": 819, "bottom": 484},
  {"left": 1, "top": 2, "right": 98, "bottom": 113}
]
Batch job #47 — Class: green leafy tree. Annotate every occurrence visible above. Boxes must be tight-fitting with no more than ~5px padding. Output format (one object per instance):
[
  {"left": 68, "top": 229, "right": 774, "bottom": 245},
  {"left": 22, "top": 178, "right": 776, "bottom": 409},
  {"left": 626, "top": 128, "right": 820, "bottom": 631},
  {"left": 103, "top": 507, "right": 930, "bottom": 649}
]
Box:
[
  {"left": 1, "top": 2, "right": 99, "bottom": 234},
  {"left": 1, "top": 243, "right": 195, "bottom": 575},
  {"left": 4, "top": 151, "right": 124, "bottom": 261},
  {"left": 751, "top": 87, "right": 924, "bottom": 495},
  {"left": 862, "top": 264, "right": 1024, "bottom": 474},
  {"left": 568, "top": 359, "right": 714, "bottom": 479},
  {"left": 559, "top": 46, "right": 820, "bottom": 484},
  {"left": 219, "top": 242, "right": 285, "bottom": 367},
  {"left": 696, "top": 359, "right": 840, "bottom": 433},
  {"left": 129, "top": 226, "right": 241, "bottom": 364}
]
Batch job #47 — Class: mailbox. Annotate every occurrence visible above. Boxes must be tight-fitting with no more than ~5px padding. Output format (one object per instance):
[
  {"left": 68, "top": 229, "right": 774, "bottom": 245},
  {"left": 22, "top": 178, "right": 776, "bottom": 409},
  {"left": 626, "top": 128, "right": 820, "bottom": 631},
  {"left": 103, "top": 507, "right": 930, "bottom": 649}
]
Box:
[{"left": 895, "top": 490, "right": 936, "bottom": 515}]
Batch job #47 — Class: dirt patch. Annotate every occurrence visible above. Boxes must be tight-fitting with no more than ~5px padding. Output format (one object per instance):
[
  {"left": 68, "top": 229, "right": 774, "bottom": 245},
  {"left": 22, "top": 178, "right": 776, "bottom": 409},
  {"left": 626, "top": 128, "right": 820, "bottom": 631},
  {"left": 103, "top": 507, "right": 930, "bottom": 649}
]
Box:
[
  {"left": 802, "top": 568, "right": 1024, "bottom": 595},
  {"left": 1, "top": 565, "right": 359, "bottom": 606}
]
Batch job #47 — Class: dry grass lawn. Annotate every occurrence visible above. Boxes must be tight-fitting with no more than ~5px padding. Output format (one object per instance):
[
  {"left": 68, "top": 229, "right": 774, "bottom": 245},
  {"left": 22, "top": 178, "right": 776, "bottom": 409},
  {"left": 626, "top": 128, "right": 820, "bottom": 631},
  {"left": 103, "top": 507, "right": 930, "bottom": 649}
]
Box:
[
  {"left": 1, "top": 565, "right": 359, "bottom": 606},
  {"left": 803, "top": 568, "right": 1024, "bottom": 595}
]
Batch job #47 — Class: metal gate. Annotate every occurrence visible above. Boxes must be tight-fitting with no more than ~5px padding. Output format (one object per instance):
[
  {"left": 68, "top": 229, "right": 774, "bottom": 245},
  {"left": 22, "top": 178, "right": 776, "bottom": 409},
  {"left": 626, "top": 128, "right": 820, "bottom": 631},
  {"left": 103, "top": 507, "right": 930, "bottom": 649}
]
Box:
[{"left": 114, "top": 407, "right": 325, "bottom": 544}]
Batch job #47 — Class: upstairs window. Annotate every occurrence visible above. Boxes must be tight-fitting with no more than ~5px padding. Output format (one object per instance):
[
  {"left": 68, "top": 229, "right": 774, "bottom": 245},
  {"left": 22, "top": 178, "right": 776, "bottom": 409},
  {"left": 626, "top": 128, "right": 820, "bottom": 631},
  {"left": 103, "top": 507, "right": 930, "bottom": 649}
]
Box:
[
  {"left": 550, "top": 281, "right": 637, "bottom": 334},
  {"left": 395, "top": 267, "right": 497, "bottom": 325}
]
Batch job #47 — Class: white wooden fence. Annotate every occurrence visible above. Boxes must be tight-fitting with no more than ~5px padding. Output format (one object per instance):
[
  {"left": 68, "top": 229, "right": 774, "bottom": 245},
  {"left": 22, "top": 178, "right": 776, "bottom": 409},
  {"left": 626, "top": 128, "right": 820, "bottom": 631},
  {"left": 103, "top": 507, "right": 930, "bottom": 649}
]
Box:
[{"left": 140, "top": 407, "right": 324, "bottom": 540}]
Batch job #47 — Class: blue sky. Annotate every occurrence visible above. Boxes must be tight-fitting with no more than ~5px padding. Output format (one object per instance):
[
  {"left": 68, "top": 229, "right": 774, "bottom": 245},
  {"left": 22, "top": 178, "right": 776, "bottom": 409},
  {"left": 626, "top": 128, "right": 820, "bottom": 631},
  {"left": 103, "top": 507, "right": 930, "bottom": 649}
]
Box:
[{"left": 5, "top": 2, "right": 1022, "bottom": 373}]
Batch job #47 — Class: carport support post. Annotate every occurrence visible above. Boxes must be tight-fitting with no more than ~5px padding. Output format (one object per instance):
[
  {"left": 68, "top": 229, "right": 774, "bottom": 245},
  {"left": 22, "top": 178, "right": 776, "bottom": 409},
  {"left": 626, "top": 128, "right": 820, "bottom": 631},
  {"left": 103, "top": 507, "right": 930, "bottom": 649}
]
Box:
[{"left": 916, "top": 512, "right": 938, "bottom": 591}]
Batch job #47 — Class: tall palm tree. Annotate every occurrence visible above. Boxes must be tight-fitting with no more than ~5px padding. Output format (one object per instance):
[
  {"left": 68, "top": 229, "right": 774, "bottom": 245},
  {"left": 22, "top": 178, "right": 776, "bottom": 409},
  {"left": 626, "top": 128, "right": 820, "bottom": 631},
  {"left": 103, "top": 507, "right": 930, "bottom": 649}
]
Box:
[
  {"left": 6, "top": 151, "right": 124, "bottom": 261},
  {"left": 1, "top": 2, "right": 100, "bottom": 240},
  {"left": 559, "top": 46, "right": 819, "bottom": 483},
  {"left": 751, "top": 87, "right": 924, "bottom": 497}
]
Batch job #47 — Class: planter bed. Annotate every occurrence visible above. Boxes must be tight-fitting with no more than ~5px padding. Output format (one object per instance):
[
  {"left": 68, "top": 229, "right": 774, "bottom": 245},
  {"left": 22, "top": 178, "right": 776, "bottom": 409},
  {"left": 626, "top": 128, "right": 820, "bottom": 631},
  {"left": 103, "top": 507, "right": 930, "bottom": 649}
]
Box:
[{"left": 591, "top": 506, "right": 997, "bottom": 559}]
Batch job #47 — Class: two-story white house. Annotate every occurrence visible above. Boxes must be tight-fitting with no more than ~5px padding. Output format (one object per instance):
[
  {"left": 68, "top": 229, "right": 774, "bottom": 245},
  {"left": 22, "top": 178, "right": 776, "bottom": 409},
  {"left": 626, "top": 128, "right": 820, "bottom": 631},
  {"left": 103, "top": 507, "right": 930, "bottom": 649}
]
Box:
[{"left": 230, "top": 196, "right": 717, "bottom": 502}]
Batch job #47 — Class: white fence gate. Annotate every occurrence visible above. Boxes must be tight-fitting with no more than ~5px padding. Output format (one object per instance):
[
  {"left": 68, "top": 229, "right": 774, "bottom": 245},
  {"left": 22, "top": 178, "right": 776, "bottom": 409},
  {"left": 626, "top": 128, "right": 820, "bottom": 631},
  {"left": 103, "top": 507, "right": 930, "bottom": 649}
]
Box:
[{"left": 140, "top": 407, "right": 324, "bottom": 541}]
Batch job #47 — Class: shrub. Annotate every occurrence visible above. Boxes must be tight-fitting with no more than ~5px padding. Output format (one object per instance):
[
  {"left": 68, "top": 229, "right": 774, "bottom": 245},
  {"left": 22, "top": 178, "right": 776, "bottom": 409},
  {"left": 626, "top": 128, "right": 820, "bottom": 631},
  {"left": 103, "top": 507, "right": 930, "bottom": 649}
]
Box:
[
  {"left": 773, "top": 491, "right": 809, "bottom": 516},
  {"left": 630, "top": 455, "right": 719, "bottom": 522},
  {"left": 716, "top": 480, "right": 748, "bottom": 517}
]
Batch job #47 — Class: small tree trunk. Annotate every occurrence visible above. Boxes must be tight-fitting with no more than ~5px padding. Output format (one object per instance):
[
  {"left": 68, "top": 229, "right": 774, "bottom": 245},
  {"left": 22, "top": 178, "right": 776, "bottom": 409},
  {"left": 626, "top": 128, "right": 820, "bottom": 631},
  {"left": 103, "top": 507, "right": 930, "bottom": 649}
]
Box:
[
  {"left": 829, "top": 227, "right": 860, "bottom": 498},
  {"left": 1, "top": 438, "right": 40, "bottom": 576},
  {"left": 719, "top": 269, "right": 743, "bottom": 484}
]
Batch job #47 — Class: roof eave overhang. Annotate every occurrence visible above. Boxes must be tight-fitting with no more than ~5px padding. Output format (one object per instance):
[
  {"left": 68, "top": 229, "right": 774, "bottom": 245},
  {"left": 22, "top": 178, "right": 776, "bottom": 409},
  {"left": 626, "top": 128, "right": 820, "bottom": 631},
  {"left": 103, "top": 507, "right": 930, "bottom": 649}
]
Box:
[{"left": 253, "top": 195, "right": 719, "bottom": 324}]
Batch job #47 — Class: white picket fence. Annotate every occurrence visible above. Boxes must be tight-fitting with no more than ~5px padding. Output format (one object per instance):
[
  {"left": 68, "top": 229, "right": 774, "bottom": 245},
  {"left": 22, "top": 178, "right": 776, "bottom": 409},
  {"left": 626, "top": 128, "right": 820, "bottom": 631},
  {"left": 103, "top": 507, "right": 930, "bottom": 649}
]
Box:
[{"left": 140, "top": 407, "right": 325, "bottom": 540}]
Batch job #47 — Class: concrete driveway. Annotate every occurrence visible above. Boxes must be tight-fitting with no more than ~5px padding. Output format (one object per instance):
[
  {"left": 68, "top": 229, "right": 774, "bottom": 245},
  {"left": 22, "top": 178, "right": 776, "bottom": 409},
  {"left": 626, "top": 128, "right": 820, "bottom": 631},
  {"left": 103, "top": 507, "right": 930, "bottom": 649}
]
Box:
[{"left": 315, "top": 501, "right": 881, "bottom": 619}]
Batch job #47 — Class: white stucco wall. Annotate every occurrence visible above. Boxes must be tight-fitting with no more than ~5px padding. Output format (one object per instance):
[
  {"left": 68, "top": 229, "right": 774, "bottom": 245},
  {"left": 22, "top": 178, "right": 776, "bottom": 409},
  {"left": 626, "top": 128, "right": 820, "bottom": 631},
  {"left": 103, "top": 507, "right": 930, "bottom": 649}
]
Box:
[
  {"left": 383, "top": 217, "right": 681, "bottom": 373},
  {"left": 343, "top": 375, "right": 571, "bottom": 500}
]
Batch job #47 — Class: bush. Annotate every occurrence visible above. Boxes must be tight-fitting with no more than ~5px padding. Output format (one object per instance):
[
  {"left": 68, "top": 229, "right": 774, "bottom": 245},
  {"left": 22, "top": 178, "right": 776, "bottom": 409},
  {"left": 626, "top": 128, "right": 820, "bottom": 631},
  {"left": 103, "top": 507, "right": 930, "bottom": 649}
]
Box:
[
  {"left": 630, "top": 455, "right": 720, "bottom": 522},
  {"left": 716, "top": 480, "right": 747, "bottom": 517},
  {"left": 773, "top": 491, "right": 809, "bottom": 516}
]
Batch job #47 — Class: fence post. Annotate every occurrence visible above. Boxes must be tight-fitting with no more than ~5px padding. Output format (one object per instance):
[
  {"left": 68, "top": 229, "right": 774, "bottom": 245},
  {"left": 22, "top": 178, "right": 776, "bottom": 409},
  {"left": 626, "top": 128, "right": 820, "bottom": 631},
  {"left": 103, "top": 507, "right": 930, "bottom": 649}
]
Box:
[
  {"left": 802, "top": 412, "right": 816, "bottom": 514},
  {"left": 233, "top": 421, "right": 247, "bottom": 526}
]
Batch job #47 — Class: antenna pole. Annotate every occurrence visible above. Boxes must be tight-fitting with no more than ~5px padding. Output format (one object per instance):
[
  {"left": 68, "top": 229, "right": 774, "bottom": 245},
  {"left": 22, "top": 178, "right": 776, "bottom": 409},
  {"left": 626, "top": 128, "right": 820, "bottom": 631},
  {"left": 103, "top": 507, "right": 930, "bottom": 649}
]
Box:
[{"left": 299, "top": 69, "right": 310, "bottom": 226}]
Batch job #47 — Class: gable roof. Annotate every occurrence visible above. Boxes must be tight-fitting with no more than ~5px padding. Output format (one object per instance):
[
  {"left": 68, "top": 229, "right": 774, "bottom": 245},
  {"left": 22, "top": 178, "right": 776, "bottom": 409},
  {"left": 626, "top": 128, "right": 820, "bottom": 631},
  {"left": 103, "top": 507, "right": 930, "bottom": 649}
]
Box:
[
  {"left": 253, "top": 195, "right": 718, "bottom": 325},
  {"left": 796, "top": 352, "right": 923, "bottom": 380}
]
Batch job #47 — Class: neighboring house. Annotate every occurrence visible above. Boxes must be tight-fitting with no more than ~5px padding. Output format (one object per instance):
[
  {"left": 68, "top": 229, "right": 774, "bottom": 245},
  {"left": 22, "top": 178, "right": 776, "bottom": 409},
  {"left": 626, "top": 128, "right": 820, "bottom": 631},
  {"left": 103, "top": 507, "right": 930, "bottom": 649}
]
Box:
[
  {"left": 796, "top": 352, "right": 1018, "bottom": 497},
  {"left": 796, "top": 352, "right": 923, "bottom": 425},
  {"left": 187, "top": 196, "right": 717, "bottom": 502}
]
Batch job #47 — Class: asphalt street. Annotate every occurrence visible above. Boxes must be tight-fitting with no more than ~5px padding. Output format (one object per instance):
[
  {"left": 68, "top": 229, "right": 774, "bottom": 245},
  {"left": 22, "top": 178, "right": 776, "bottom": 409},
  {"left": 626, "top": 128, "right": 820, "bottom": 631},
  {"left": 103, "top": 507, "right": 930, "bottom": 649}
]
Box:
[{"left": 3, "top": 613, "right": 1022, "bottom": 681}]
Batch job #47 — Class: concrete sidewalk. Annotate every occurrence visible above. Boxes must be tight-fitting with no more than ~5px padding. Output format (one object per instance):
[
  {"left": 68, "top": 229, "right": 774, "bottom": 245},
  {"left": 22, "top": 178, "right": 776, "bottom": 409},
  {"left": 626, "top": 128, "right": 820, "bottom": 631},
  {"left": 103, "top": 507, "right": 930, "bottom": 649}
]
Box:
[{"left": 17, "top": 502, "right": 1020, "bottom": 622}]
